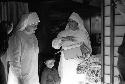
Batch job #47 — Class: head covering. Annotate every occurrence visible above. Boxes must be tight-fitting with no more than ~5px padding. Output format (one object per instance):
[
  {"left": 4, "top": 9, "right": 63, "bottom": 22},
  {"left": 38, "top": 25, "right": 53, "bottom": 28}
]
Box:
[
  {"left": 65, "top": 12, "right": 90, "bottom": 40},
  {"left": 67, "top": 12, "right": 92, "bottom": 54},
  {"left": 17, "top": 12, "right": 40, "bottom": 31},
  {"left": 67, "top": 12, "right": 86, "bottom": 31}
]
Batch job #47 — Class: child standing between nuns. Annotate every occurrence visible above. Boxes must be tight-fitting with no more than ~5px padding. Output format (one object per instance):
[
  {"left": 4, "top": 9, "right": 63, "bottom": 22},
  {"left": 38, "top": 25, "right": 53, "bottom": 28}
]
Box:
[{"left": 41, "top": 56, "right": 60, "bottom": 84}]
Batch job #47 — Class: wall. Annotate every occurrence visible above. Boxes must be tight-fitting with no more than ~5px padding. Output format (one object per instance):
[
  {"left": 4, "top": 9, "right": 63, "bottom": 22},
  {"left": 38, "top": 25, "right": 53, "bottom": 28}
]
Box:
[{"left": 104, "top": 0, "right": 125, "bottom": 83}]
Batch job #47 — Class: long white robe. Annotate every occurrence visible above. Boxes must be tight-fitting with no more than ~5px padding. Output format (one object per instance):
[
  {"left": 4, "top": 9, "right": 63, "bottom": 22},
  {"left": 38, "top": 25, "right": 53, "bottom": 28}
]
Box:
[{"left": 7, "top": 31, "right": 39, "bottom": 84}]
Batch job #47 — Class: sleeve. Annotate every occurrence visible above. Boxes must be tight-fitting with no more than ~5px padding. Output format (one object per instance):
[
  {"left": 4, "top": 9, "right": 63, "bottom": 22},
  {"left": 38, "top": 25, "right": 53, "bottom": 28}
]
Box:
[
  {"left": 54, "top": 29, "right": 90, "bottom": 49},
  {"left": 60, "top": 30, "right": 84, "bottom": 48},
  {"left": 6, "top": 34, "right": 22, "bottom": 63},
  {"left": 56, "top": 30, "right": 78, "bottom": 48},
  {"left": 41, "top": 69, "right": 47, "bottom": 84}
]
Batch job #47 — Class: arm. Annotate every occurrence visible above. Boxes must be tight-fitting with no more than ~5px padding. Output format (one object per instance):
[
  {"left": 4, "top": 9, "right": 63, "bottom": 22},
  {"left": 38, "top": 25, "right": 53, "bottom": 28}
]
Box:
[
  {"left": 54, "top": 29, "right": 88, "bottom": 49},
  {"left": 60, "top": 31, "right": 84, "bottom": 48},
  {"left": 56, "top": 30, "right": 79, "bottom": 48}
]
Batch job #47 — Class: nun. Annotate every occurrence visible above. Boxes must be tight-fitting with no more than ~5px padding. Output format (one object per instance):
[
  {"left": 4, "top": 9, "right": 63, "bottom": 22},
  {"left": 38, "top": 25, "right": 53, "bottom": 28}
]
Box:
[
  {"left": 6, "top": 12, "right": 40, "bottom": 84},
  {"left": 52, "top": 12, "right": 101, "bottom": 84}
]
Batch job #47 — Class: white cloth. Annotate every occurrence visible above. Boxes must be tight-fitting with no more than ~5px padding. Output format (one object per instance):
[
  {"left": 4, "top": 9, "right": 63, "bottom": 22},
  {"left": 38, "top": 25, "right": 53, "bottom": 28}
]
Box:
[
  {"left": 59, "top": 52, "right": 86, "bottom": 84},
  {"left": 7, "top": 67, "right": 18, "bottom": 84},
  {"left": 59, "top": 52, "right": 101, "bottom": 84}
]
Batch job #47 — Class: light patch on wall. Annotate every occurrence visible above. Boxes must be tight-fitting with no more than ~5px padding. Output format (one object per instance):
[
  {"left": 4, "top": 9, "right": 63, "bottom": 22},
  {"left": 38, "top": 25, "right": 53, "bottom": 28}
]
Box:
[{"left": 91, "top": 16, "right": 101, "bottom": 33}]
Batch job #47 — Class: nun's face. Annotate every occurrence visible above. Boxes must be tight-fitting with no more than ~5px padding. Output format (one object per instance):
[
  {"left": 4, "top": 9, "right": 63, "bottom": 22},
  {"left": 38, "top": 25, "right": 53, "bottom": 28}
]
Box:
[
  {"left": 67, "top": 19, "right": 79, "bottom": 31},
  {"left": 25, "top": 24, "right": 38, "bottom": 34}
]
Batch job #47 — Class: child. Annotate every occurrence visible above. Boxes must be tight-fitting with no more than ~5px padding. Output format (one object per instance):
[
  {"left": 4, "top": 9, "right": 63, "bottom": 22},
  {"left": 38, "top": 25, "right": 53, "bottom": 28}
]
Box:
[{"left": 41, "top": 57, "right": 60, "bottom": 84}]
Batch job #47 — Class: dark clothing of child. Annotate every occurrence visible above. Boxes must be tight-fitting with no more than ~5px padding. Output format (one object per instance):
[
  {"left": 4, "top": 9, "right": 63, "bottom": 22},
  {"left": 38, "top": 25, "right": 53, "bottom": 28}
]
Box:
[{"left": 41, "top": 67, "right": 60, "bottom": 84}]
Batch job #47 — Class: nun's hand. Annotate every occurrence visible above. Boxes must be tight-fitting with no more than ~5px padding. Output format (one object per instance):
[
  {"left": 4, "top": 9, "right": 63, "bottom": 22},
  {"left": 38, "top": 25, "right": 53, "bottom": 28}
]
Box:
[{"left": 52, "top": 38, "right": 62, "bottom": 49}]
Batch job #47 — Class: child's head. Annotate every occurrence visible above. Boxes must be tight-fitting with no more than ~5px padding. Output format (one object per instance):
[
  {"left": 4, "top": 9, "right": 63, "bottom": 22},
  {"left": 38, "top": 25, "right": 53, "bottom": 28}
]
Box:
[{"left": 45, "top": 58, "right": 55, "bottom": 68}]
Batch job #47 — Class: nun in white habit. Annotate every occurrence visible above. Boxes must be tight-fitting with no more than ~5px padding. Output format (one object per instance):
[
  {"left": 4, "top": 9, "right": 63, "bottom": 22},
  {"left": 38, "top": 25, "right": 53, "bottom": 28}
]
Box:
[
  {"left": 52, "top": 12, "right": 101, "bottom": 84},
  {"left": 6, "top": 12, "right": 40, "bottom": 84}
]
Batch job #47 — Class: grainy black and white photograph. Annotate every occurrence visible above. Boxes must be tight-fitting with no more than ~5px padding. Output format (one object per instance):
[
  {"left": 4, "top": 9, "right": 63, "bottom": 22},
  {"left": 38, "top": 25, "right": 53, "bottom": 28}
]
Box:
[{"left": 0, "top": 0, "right": 125, "bottom": 84}]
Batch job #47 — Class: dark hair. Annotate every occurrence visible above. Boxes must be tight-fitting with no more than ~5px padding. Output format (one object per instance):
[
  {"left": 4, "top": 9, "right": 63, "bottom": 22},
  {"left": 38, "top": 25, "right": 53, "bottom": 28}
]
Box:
[
  {"left": 42, "top": 52, "right": 55, "bottom": 62},
  {"left": 44, "top": 56, "right": 55, "bottom": 63}
]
